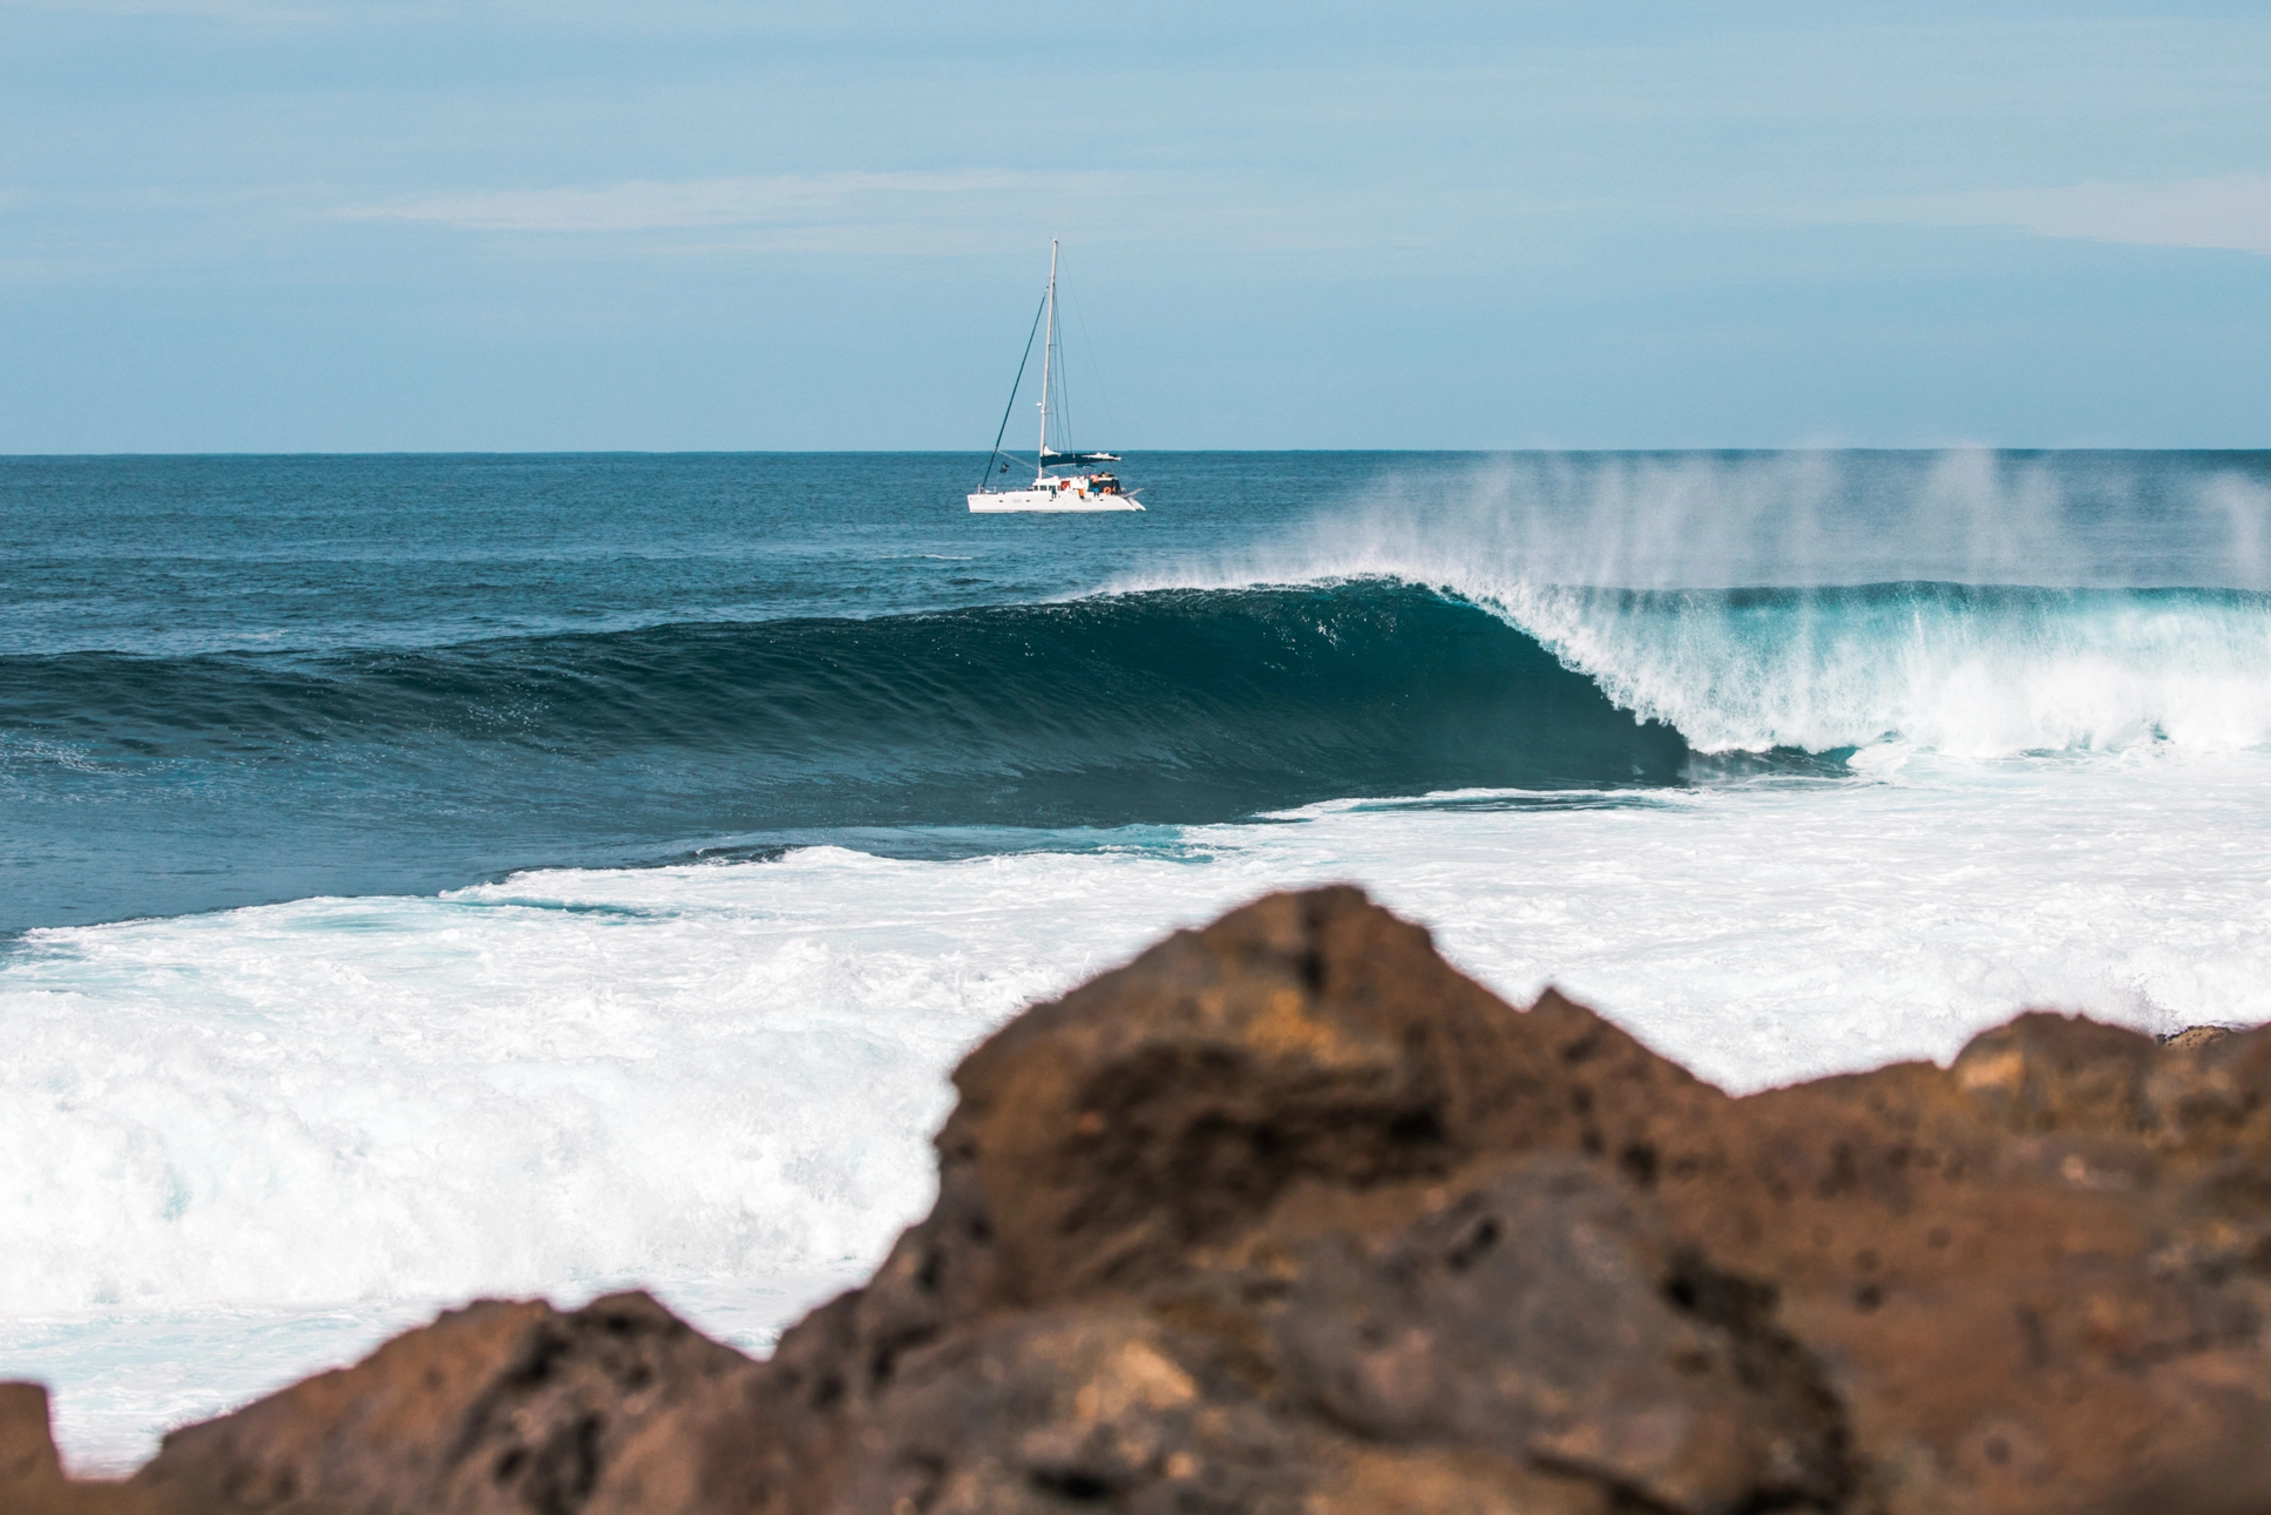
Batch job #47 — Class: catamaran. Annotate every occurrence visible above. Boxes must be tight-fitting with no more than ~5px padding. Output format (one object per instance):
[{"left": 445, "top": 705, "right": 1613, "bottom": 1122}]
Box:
[{"left": 969, "top": 240, "right": 1142, "bottom": 514}]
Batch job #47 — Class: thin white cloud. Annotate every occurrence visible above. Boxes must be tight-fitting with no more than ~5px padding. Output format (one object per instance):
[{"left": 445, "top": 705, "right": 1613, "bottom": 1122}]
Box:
[
  {"left": 342, "top": 170, "right": 1127, "bottom": 235},
  {"left": 1883, "top": 174, "right": 2271, "bottom": 256},
  {"left": 3, "top": 0, "right": 337, "bottom": 17}
]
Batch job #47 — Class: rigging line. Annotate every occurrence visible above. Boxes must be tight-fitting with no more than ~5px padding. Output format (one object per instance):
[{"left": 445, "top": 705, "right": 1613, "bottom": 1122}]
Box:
[{"left": 981, "top": 287, "right": 1050, "bottom": 490}]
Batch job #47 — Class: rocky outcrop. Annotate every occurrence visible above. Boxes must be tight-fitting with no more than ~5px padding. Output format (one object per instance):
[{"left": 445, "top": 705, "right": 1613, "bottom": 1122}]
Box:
[{"left": 10, "top": 886, "right": 2271, "bottom": 1514}]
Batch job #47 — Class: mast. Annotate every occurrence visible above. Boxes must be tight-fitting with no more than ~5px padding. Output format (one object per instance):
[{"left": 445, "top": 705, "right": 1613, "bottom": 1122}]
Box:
[{"left": 1035, "top": 238, "right": 1058, "bottom": 477}]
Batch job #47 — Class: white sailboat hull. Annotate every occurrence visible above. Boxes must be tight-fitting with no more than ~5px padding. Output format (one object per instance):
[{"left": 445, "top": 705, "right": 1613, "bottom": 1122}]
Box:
[{"left": 968, "top": 486, "right": 1143, "bottom": 513}]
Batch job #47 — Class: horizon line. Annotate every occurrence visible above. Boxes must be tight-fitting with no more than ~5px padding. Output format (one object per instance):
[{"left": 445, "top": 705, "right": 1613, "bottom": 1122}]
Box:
[{"left": 5, "top": 445, "right": 2269, "bottom": 461}]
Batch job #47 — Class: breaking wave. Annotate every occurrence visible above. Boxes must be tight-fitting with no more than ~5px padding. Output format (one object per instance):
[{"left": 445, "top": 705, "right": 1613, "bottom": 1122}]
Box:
[
  {"left": 1496, "top": 580, "right": 2271, "bottom": 757},
  {"left": 8, "top": 575, "right": 2268, "bottom": 931},
  {"left": 0, "top": 584, "right": 1686, "bottom": 826}
]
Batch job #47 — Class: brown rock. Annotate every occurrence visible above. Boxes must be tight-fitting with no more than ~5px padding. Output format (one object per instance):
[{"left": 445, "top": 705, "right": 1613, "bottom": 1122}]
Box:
[
  {"left": 20, "top": 886, "right": 2271, "bottom": 1514},
  {"left": 132, "top": 1291, "right": 767, "bottom": 1514},
  {"left": 1270, "top": 1157, "right": 1848, "bottom": 1512},
  {"left": 0, "top": 1381, "right": 163, "bottom": 1515},
  {"left": 2, "top": 1383, "right": 67, "bottom": 1493}
]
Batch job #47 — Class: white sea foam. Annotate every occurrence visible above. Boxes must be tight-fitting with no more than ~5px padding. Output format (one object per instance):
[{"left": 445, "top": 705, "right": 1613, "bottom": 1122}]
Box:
[
  {"left": 7, "top": 749, "right": 2271, "bottom": 1472},
  {"left": 1109, "top": 451, "right": 2271, "bottom": 757},
  {"left": 1499, "top": 582, "right": 2271, "bottom": 755}
]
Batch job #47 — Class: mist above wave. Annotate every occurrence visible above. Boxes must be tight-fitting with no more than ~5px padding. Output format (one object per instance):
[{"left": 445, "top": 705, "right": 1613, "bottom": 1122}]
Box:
[
  {"left": 1135, "top": 448, "right": 2271, "bottom": 593},
  {"left": 1510, "top": 581, "right": 2271, "bottom": 757},
  {"left": 1118, "top": 449, "right": 2271, "bottom": 757}
]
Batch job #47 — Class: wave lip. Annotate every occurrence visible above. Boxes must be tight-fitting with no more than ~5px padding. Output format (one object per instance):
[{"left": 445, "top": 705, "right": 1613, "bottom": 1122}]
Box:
[
  {"left": 7, "top": 580, "right": 2259, "bottom": 801},
  {"left": 14, "top": 574, "right": 2262, "bottom": 933},
  {"left": 0, "top": 584, "right": 1692, "bottom": 929}
]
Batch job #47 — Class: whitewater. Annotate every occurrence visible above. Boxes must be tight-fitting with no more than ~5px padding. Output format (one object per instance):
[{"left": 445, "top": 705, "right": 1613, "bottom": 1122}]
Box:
[{"left": 4, "top": 449, "right": 2269, "bottom": 1471}]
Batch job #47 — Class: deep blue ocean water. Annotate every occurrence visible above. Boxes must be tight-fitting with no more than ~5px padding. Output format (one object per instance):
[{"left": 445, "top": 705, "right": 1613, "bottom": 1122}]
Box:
[
  {"left": 9, "top": 448, "right": 2271, "bottom": 1472},
  {"left": 7, "top": 449, "right": 2266, "bottom": 935}
]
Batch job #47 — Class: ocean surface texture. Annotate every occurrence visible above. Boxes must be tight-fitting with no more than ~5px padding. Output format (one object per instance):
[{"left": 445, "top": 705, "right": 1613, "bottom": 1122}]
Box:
[{"left": 6, "top": 450, "right": 2270, "bottom": 1470}]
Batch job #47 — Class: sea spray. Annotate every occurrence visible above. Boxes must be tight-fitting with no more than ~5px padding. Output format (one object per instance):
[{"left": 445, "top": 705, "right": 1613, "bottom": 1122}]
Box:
[
  {"left": 1494, "top": 582, "right": 2271, "bottom": 755},
  {"left": 12, "top": 749, "right": 2271, "bottom": 1469},
  {"left": 1119, "top": 448, "right": 2271, "bottom": 593},
  {"left": 9, "top": 448, "right": 2271, "bottom": 1472}
]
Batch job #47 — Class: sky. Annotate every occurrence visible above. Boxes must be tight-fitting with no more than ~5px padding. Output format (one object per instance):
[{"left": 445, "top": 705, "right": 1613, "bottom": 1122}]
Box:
[{"left": 2, "top": 0, "right": 2268, "bottom": 451}]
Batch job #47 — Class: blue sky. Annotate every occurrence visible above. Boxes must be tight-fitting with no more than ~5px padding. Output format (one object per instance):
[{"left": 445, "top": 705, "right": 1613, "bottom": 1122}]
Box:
[{"left": 3, "top": 1, "right": 2268, "bottom": 451}]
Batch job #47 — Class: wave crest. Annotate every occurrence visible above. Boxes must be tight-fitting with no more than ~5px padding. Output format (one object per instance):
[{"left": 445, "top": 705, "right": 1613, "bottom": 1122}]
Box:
[
  {"left": 0, "top": 585, "right": 1691, "bottom": 830},
  {"left": 1497, "top": 581, "right": 2271, "bottom": 756}
]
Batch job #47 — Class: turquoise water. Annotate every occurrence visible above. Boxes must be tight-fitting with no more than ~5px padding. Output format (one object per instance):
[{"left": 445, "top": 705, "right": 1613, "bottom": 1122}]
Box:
[
  {"left": 6, "top": 447, "right": 2271, "bottom": 1471},
  {"left": 5, "top": 449, "right": 2266, "bottom": 932}
]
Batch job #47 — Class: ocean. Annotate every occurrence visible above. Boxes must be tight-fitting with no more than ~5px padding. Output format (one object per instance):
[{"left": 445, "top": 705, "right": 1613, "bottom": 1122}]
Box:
[{"left": 5, "top": 448, "right": 2270, "bottom": 1471}]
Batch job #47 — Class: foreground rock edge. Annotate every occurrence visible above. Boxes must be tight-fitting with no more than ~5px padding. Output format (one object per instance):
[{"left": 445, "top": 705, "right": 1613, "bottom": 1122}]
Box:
[{"left": 7, "top": 885, "right": 2270, "bottom": 1514}]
